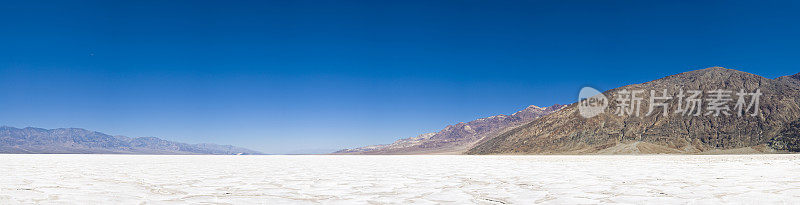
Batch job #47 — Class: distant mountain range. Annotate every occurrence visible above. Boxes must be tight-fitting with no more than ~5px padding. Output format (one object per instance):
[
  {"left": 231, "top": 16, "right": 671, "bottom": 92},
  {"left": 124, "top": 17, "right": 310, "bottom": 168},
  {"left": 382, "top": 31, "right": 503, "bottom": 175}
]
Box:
[
  {"left": 469, "top": 67, "right": 800, "bottom": 154},
  {"left": 338, "top": 67, "right": 800, "bottom": 155},
  {"left": 335, "top": 104, "right": 565, "bottom": 154},
  {"left": 0, "top": 126, "right": 261, "bottom": 155},
  {"left": 7, "top": 68, "right": 798, "bottom": 155}
]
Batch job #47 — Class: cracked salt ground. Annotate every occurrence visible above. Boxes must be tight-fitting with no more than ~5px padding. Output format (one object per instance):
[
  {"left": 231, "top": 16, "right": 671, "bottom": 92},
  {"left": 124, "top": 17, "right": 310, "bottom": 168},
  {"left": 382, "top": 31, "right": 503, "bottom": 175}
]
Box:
[{"left": 1, "top": 154, "right": 799, "bottom": 204}]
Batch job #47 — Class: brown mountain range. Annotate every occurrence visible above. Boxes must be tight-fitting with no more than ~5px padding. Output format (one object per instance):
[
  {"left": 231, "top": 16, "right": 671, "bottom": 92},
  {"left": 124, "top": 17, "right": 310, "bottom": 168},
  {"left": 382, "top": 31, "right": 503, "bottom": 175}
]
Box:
[
  {"left": 335, "top": 104, "right": 565, "bottom": 154},
  {"left": 468, "top": 67, "right": 800, "bottom": 154}
]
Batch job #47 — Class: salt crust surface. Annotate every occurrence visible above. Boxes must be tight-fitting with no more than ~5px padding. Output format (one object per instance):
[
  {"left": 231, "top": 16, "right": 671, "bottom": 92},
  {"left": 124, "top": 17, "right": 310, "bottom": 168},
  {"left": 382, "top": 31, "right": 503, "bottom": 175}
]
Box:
[{"left": 1, "top": 154, "right": 799, "bottom": 204}]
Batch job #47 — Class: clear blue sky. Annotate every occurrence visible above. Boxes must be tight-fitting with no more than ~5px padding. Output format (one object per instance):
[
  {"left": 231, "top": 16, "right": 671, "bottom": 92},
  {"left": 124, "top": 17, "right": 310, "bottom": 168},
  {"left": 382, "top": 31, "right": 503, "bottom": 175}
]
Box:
[{"left": 1, "top": 0, "right": 798, "bottom": 154}]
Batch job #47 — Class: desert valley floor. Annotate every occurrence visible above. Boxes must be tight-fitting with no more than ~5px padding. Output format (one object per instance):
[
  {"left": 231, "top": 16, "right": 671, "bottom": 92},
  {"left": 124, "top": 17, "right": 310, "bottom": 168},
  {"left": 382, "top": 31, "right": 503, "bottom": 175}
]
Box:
[{"left": 1, "top": 154, "right": 799, "bottom": 204}]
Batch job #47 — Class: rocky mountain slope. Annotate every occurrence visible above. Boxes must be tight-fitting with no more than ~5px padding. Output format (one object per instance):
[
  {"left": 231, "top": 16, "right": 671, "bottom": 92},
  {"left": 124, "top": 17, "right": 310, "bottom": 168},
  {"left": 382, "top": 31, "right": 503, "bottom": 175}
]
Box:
[
  {"left": 777, "top": 72, "right": 800, "bottom": 88},
  {"left": 468, "top": 67, "right": 800, "bottom": 154},
  {"left": 0, "top": 126, "right": 261, "bottom": 154},
  {"left": 335, "top": 104, "right": 565, "bottom": 154}
]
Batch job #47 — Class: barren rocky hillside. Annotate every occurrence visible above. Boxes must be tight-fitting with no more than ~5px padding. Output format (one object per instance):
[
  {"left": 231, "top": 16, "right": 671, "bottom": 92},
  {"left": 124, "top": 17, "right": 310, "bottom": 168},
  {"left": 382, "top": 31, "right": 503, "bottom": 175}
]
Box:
[
  {"left": 469, "top": 67, "right": 800, "bottom": 154},
  {"left": 777, "top": 72, "right": 800, "bottom": 88}
]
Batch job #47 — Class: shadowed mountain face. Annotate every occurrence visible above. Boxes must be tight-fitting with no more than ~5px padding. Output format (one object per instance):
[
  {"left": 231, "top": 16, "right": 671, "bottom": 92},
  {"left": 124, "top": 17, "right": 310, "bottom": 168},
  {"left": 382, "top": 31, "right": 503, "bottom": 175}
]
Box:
[
  {"left": 468, "top": 67, "right": 800, "bottom": 154},
  {"left": 769, "top": 120, "right": 800, "bottom": 152},
  {"left": 0, "top": 126, "right": 261, "bottom": 155},
  {"left": 335, "top": 104, "right": 565, "bottom": 154}
]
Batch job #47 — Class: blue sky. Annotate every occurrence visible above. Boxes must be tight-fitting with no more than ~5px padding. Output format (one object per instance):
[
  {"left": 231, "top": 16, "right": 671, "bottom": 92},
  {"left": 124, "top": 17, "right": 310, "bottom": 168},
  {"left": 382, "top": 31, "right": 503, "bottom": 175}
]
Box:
[{"left": 1, "top": 0, "right": 799, "bottom": 154}]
